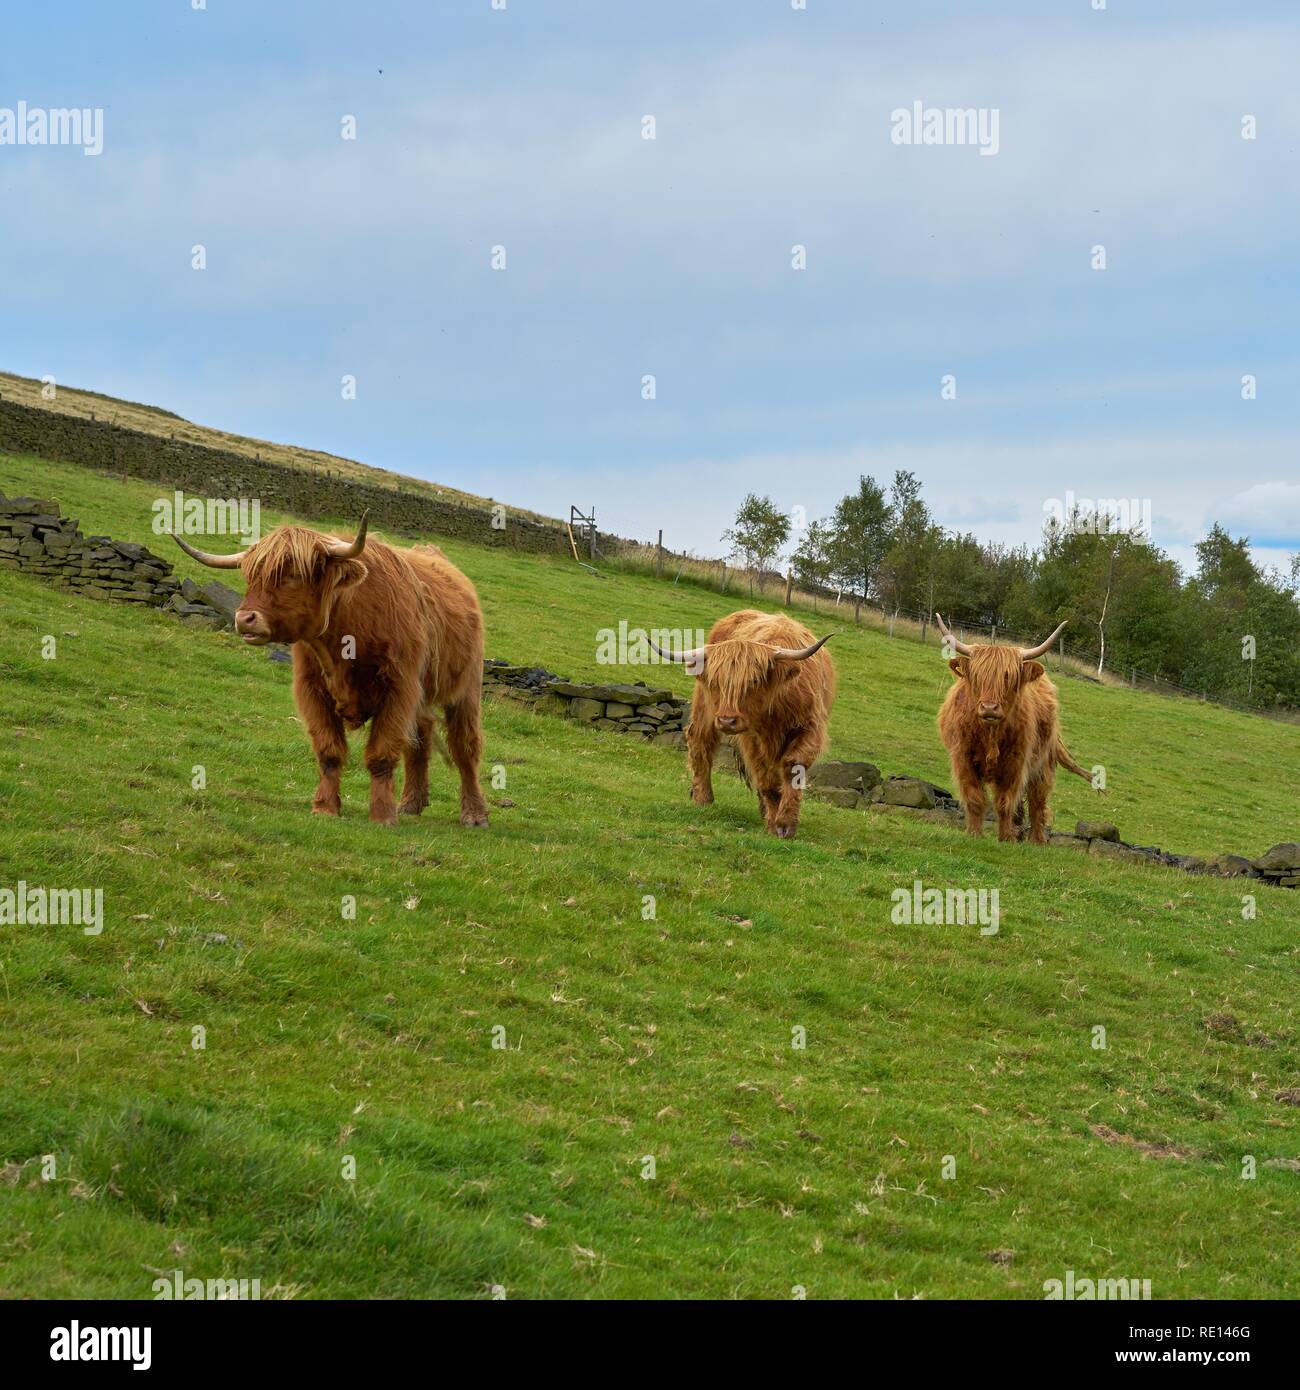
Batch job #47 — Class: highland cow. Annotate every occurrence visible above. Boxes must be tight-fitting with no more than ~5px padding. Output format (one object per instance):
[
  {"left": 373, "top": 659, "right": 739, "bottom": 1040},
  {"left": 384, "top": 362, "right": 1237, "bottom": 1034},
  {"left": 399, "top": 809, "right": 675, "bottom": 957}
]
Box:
[
  {"left": 652, "top": 609, "right": 835, "bottom": 840},
  {"left": 172, "top": 515, "right": 488, "bottom": 828},
  {"left": 934, "top": 613, "right": 1092, "bottom": 843}
]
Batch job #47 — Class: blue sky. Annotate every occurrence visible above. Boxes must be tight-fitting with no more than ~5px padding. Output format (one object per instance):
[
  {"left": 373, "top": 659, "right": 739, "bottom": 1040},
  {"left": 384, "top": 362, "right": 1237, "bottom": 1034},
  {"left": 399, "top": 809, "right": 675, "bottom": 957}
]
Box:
[{"left": 3, "top": 0, "right": 1297, "bottom": 573}]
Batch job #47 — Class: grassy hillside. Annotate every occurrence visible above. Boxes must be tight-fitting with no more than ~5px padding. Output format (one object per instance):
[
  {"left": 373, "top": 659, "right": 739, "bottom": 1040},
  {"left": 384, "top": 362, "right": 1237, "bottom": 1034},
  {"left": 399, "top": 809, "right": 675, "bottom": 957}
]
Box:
[
  {"left": 0, "top": 371, "right": 560, "bottom": 523},
  {"left": 5, "top": 450, "right": 1297, "bottom": 859},
  {"left": 1, "top": 450, "right": 1298, "bottom": 1299}
]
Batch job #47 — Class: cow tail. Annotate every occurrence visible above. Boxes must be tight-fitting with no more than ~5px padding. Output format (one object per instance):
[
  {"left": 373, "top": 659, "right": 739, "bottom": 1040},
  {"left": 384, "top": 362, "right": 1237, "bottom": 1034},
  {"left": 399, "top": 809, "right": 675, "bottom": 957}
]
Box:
[
  {"left": 430, "top": 717, "right": 454, "bottom": 768},
  {"left": 1055, "top": 737, "right": 1093, "bottom": 784}
]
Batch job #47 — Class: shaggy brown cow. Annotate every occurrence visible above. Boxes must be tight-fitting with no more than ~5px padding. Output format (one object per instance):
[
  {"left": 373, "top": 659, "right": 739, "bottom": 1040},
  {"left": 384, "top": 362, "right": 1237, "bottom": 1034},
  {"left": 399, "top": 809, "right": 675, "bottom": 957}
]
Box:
[
  {"left": 934, "top": 613, "right": 1092, "bottom": 844},
  {"left": 652, "top": 610, "right": 835, "bottom": 839},
  {"left": 172, "top": 515, "right": 489, "bottom": 828}
]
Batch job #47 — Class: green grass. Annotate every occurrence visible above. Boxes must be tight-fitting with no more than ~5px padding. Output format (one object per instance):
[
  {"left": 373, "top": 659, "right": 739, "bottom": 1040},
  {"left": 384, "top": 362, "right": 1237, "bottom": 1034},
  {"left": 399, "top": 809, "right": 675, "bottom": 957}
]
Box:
[{"left": 1, "top": 451, "right": 1298, "bottom": 1299}]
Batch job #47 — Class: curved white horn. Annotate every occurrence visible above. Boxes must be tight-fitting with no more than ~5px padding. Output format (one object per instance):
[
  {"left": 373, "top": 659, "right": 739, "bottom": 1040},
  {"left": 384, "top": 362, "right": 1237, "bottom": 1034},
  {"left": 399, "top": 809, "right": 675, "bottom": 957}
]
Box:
[
  {"left": 1018, "top": 620, "right": 1068, "bottom": 661},
  {"left": 325, "top": 511, "right": 369, "bottom": 559},
  {"left": 934, "top": 612, "right": 972, "bottom": 656},
  {"left": 648, "top": 637, "right": 707, "bottom": 668},
  {"left": 169, "top": 532, "right": 248, "bottom": 569},
  {"left": 771, "top": 633, "right": 834, "bottom": 660}
]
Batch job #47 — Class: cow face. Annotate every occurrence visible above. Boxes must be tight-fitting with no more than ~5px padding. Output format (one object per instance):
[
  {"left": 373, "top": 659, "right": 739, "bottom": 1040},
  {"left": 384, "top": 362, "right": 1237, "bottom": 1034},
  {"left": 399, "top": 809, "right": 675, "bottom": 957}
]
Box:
[
  {"left": 698, "top": 642, "right": 802, "bottom": 734},
  {"left": 949, "top": 648, "right": 1045, "bottom": 724},
  {"left": 170, "top": 517, "right": 371, "bottom": 646},
  {"left": 235, "top": 553, "right": 366, "bottom": 646}
]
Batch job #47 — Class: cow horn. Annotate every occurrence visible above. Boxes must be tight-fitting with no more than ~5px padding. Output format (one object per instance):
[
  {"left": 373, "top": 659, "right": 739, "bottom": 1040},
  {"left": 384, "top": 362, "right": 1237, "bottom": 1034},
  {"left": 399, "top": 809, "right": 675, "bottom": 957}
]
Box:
[
  {"left": 325, "top": 511, "right": 369, "bottom": 559},
  {"left": 934, "top": 612, "right": 972, "bottom": 656},
  {"left": 169, "top": 532, "right": 248, "bottom": 569},
  {"left": 649, "top": 638, "right": 707, "bottom": 669},
  {"left": 1018, "top": 620, "right": 1068, "bottom": 661},
  {"left": 771, "top": 633, "right": 833, "bottom": 660}
]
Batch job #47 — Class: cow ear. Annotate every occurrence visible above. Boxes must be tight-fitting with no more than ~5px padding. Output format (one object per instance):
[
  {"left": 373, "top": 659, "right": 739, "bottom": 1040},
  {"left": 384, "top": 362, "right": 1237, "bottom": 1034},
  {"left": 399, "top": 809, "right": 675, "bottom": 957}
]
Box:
[
  {"left": 948, "top": 657, "right": 967, "bottom": 679},
  {"left": 327, "top": 559, "right": 368, "bottom": 594},
  {"left": 1021, "top": 660, "right": 1045, "bottom": 684}
]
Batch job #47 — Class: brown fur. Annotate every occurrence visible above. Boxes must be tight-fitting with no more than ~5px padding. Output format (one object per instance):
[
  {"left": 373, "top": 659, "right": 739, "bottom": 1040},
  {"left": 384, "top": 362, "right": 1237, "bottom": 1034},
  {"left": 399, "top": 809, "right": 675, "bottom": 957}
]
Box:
[
  {"left": 684, "top": 610, "right": 836, "bottom": 840},
  {"left": 936, "top": 643, "right": 1090, "bottom": 844},
  {"left": 232, "top": 525, "right": 488, "bottom": 827}
]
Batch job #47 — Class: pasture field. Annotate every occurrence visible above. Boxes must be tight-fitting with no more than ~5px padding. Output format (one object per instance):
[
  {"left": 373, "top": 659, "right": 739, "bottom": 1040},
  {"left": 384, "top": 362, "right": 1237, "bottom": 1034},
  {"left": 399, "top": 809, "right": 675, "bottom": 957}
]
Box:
[{"left": 1, "top": 451, "right": 1298, "bottom": 1299}]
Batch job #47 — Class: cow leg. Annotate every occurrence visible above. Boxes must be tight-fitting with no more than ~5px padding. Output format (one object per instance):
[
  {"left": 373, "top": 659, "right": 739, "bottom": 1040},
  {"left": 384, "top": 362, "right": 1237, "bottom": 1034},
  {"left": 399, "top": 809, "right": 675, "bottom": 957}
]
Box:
[
  {"left": 686, "top": 687, "right": 718, "bottom": 805},
  {"left": 1026, "top": 767, "right": 1054, "bottom": 845},
  {"left": 769, "top": 735, "right": 821, "bottom": 839},
  {"left": 364, "top": 680, "right": 423, "bottom": 826},
  {"left": 757, "top": 779, "right": 783, "bottom": 832},
  {"left": 993, "top": 783, "right": 1023, "bottom": 842},
  {"left": 398, "top": 709, "right": 435, "bottom": 816},
  {"left": 295, "top": 670, "right": 349, "bottom": 816},
  {"left": 444, "top": 693, "right": 489, "bottom": 828},
  {"left": 950, "top": 756, "right": 986, "bottom": 836}
]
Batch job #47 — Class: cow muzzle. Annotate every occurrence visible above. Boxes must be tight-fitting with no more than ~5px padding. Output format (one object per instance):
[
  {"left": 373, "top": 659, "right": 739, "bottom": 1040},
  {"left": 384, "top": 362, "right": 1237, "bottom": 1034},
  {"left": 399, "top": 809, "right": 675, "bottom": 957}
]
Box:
[
  {"left": 715, "top": 714, "right": 746, "bottom": 734},
  {"left": 234, "top": 609, "right": 272, "bottom": 645},
  {"left": 978, "top": 703, "right": 1004, "bottom": 724}
]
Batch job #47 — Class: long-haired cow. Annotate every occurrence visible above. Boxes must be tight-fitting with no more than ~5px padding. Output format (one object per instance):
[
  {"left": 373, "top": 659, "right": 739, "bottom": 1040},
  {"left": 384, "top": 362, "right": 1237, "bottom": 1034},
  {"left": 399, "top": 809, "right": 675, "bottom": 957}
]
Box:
[
  {"left": 652, "top": 609, "right": 835, "bottom": 840},
  {"left": 934, "top": 613, "right": 1091, "bottom": 843},
  {"left": 172, "top": 515, "right": 489, "bottom": 828}
]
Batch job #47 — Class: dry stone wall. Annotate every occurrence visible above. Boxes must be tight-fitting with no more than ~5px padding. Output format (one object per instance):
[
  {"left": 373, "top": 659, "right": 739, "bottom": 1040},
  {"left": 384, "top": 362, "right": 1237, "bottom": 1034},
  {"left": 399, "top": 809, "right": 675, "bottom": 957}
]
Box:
[
  {"left": 0, "top": 490, "right": 238, "bottom": 629},
  {"left": 0, "top": 398, "right": 573, "bottom": 555}
]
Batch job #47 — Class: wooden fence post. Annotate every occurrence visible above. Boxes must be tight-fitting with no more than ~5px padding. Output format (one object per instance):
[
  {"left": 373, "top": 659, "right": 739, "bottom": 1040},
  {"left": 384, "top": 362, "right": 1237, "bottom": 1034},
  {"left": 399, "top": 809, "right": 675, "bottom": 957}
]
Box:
[
  {"left": 785, "top": 569, "right": 792, "bottom": 606},
  {"left": 656, "top": 529, "right": 663, "bottom": 579}
]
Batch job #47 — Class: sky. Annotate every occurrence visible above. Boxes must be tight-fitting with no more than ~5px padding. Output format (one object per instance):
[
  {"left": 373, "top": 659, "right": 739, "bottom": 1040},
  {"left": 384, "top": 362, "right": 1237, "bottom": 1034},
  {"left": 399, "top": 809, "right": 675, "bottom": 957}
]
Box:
[{"left": 2, "top": 0, "right": 1298, "bottom": 577}]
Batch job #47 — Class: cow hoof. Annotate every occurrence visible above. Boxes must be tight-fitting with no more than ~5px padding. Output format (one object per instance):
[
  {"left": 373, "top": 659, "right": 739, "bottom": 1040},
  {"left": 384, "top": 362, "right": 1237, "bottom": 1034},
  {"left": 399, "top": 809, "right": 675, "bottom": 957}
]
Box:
[
  {"left": 398, "top": 801, "right": 426, "bottom": 816},
  {"left": 460, "top": 812, "right": 490, "bottom": 828},
  {"left": 774, "top": 825, "right": 797, "bottom": 840},
  {"left": 691, "top": 789, "right": 714, "bottom": 806},
  {"left": 312, "top": 804, "right": 340, "bottom": 817}
]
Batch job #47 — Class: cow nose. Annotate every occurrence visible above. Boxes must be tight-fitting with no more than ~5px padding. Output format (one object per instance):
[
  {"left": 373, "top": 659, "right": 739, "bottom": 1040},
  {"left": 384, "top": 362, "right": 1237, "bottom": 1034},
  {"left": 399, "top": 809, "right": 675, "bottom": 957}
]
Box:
[
  {"left": 979, "top": 701, "right": 1001, "bottom": 718},
  {"left": 716, "top": 715, "right": 739, "bottom": 732},
  {"left": 234, "top": 609, "right": 259, "bottom": 632}
]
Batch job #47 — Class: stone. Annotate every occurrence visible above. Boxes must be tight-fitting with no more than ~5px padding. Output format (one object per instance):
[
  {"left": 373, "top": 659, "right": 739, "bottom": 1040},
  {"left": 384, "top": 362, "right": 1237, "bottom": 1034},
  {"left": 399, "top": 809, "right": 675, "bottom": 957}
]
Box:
[
  {"left": 1253, "top": 843, "right": 1300, "bottom": 874},
  {"left": 545, "top": 681, "right": 674, "bottom": 704},
  {"left": 1075, "top": 820, "right": 1120, "bottom": 842},
  {"left": 653, "top": 731, "right": 686, "bottom": 748},
  {"left": 196, "top": 578, "right": 241, "bottom": 620},
  {"left": 567, "top": 697, "right": 605, "bottom": 722},
  {"left": 881, "top": 777, "right": 936, "bottom": 809},
  {"left": 604, "top": 702, "right": 636, "bottom": 719},
  {"left": 1205, "top": 854, "right": 1258, "bottom": 879},
  {"left": 808, "top": 760, "right": 882, "bottom": 793},
  {"left": 1049, "top": 832, "right": 1090, "bottom": 852},
  {"left": 810, "top": 787, "right": 863, "bottom": 809},
  {"left": 1090, "top": 839, "right": 1156, "bottom": 864}
]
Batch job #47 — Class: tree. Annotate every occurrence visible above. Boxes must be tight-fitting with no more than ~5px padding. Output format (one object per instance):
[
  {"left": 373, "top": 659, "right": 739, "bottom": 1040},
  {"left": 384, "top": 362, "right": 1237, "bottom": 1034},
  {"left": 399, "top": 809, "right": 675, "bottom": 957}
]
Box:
[
  {"left": 826, "top": 475, "right": 891, "bottom": 623},
  {"left": 721, "top": 494, "right": 791, "bottom": 596},
  {"left": 791, "top": 518, "right": 835, "bottom": 611},
  {"left": 876, "top": 471, "right": 931, "bottom": 630}
]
